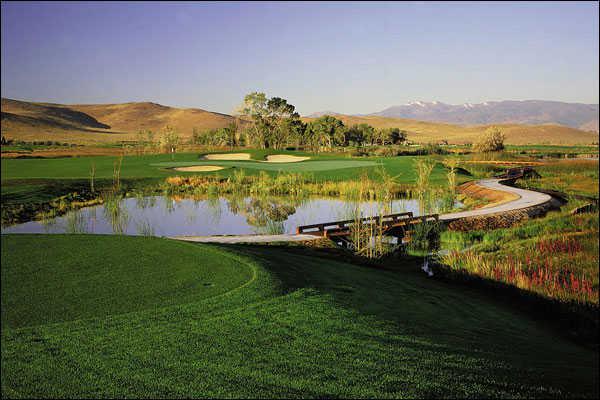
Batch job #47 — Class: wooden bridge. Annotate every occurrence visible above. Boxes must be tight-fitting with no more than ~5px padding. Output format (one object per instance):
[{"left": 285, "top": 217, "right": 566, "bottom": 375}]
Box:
[
  {"left": 296, "top": 212, "right": 439, "bottom": 246},
  {"left": 494, "top": 166, "right": 541, "bottom": 180}
]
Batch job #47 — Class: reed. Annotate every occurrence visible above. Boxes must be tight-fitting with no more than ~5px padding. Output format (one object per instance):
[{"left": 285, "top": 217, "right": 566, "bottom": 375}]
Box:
[
  {"left": 414, "top": 158, "right": 436, "bottom": 214},
  {"left": 89, "top": 161, "right": 96, "bottom": 194}
]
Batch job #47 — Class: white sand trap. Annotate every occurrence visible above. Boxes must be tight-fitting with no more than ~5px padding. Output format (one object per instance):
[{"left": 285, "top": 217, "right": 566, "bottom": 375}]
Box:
[
  {"left": 173, "top": 165, "right": 225, "bottom": 172},
  {"left": 264, "top": 155, "right": 311, "bottom": 163},
  {"left": 203, "top": 153, "right": 251, "bottom": 160}
]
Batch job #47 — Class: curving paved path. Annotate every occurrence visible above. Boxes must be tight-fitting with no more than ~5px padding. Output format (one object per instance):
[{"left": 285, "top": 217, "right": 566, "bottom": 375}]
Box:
[
  {"left": 171, "top": 179, "right": 553, "bottom": 244},
  {"left": 439, "top": 178, "right": 552, "bottom": 221}
]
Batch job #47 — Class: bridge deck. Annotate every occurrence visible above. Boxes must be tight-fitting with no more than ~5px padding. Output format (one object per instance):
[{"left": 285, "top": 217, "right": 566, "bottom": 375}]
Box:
[{"left": 297, "top": 212, "right": 440, "bottom": 238}]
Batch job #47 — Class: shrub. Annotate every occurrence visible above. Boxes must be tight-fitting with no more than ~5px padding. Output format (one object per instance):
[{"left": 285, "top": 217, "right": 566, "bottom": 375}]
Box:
[{"left": 474, "top": 126, "right": 505, "bottom": 153}]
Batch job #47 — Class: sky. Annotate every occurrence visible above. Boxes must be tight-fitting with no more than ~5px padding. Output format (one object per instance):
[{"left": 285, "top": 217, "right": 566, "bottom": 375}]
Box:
[{"left": 1, "top": 1, "right": 598, "bottom": 115}]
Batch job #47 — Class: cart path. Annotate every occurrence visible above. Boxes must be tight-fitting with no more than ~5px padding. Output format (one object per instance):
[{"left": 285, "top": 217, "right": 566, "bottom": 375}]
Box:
[{"left": 170, "top": 178, "right": 553, "bottom": 244}]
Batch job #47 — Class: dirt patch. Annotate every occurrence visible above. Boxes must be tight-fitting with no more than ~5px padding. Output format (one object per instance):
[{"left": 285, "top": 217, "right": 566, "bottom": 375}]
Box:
[
  {"left": 202, "top": 153, "right": 251, "bottom": 160},
  {"left": 172, "top": 165, "right": 225, "bottom": 172},
  {"left": 264, "top": 155, "right": 311, "bottom": 163}
]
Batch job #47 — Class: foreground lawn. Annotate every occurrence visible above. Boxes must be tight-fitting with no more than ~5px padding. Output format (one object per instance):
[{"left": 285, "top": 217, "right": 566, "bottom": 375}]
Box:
[{"left": 1, "top": 234, "right": 597, "bottom": 398}]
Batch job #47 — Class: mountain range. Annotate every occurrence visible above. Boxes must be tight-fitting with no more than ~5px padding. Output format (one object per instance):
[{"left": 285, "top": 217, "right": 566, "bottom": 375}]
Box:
[
  {"left": 2, "top": 98, "right": 598, "bottom": 145},
  {"left": 308, "top": 100, "right": 599, "bottom": 132}
]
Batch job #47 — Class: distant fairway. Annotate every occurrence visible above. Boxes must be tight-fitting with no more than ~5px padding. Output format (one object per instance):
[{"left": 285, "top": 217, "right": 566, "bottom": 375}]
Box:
[{"left": 1, "top": 234, "right": 597, "bottom": 398}]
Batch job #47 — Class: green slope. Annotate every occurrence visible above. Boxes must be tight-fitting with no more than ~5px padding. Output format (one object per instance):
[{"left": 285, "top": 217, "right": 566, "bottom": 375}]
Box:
[{"left": 1, "top": 234, "right": 597, "bottom": 398}]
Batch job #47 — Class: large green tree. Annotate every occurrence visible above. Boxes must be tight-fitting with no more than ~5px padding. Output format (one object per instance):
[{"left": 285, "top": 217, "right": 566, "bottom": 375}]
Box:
[
  {"left": 238, "top": 92, "right": 269, "bottom": 148},
  {"left": 238, "top": 93, "right": 301, "bottom": 149},
  {"left": 345, "top": 124, "right": 375, "bottom": 146},
  {"left": 305, "top": 116, "right": 346, "bottom": 151}
]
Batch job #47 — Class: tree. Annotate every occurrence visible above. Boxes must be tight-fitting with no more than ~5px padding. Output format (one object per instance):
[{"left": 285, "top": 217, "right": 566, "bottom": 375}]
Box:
[
  {"left": 265, "top": 97, "right": 300, "bottom": 149},
  {"left": 161, "top": 126, "right": 180, "bottom": 159},
  {"left": 145, "top": 130, "right": 157, "bottom": 153},
  {"left": 238, "top": 92, "right": 303, "bottom": 149},
  {"left": 345, "top": 124, "right": 375, "bottom": 146},
  {"left": 474, "top": 126, "right": 505, "bottom": 153},
  {"left": 387, "top": 128, "right": 407, "bottom": 145},
  {"left": 237, "top": 92, "right": 269, "bottom": 148},
  {"left": 306, "top": 116, "right": 346, "bottom": 151}
]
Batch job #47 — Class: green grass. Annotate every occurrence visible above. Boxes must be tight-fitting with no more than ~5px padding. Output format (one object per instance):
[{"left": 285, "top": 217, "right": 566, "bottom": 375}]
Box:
[
  {"left": 1, "top": 235, "right": 253, "bottom": 328},
  {"left": 1, "top": 234, "right": 597, "bottom": 398},
  {"left": 1, "top": 152, "right": 452, "bottom": 183}
]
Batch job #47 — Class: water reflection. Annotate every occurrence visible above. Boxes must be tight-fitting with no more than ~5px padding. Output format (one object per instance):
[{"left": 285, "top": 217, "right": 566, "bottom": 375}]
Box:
[
  {"left": 2, "top": 194, "right": 461, "bottom": 237},
  {"left": 65, "top": 209, "right": 89, "bottom": 234}
]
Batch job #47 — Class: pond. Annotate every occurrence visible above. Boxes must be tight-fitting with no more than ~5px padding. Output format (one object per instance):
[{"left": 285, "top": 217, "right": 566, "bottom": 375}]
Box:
[{"left": 1, "top": 195, "right": 460, "bottom": 237}]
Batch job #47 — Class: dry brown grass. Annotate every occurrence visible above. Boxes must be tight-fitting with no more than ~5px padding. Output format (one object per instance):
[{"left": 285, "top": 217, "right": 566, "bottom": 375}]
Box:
[{"left": 1, "top": 98, "right": 242, "bottom": 145}]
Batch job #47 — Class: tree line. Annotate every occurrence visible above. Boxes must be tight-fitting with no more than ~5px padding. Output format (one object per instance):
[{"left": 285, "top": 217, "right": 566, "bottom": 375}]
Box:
[
  {"left": 129, "top": 92, "right": 505, "bottom": 155},
  {"left": 190, "top": 92, "right": 407, "bottom": 151}
]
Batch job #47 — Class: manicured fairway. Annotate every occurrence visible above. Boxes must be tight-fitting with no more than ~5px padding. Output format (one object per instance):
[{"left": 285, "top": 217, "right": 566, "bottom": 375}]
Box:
[
  {"left": 1, "top": 234, "right": 597, "bottom": 398},
  {"left": 0, "top": 152, "right": 453, "bottom": 183}
]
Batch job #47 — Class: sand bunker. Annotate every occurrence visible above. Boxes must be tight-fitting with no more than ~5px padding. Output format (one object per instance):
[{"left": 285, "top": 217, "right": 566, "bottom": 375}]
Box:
[
  {"left": 202, "top": 153, "right": 251, "bottom": 160},
  {"left": 173, "top": 165, "right": 225, "bottom": 172},
  {"left": 264, "top": 155, "right": 311, "bottom": 163}
]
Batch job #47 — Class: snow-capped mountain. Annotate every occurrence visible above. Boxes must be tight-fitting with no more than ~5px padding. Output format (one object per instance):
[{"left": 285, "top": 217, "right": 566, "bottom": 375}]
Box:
[{"left": 369, "top": 100, "right": 599, "bottom": 131}]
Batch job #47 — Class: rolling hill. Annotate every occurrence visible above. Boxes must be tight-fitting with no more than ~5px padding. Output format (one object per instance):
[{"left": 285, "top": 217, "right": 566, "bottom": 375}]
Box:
[
  {"left": 1, "top": 98, "right": 238, "bottom": 144},
  {"left": 2, "top": 98, "right": 598, "bottom": 145}
]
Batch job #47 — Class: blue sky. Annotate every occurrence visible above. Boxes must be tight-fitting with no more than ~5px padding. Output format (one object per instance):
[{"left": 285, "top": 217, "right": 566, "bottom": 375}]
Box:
[{"left": 1, "top": 1, "right": 598, "bottom": 115}]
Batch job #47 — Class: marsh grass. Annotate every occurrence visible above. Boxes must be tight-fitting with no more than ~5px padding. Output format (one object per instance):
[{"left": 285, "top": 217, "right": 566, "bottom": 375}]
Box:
[
  {"left": 163, "top": 170, "right": 413, "bottom": 201},
  {"left": 440, "top": 207, "right": 599, "bottom": 305}
]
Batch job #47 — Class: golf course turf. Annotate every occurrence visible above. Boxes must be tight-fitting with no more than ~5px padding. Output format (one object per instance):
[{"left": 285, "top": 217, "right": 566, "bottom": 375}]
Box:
[
  {"left": 0, "top": 151, "right": 453, "bottom": 183},
  {"left": 1, "top": 234, "right": 597, "bottom": 398}
]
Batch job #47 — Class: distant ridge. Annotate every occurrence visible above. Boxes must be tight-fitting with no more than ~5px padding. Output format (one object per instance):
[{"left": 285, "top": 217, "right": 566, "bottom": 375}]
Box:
[
  {"left": 2, "top": 98, "right": 597, "bottom": 145},
  {"left": 305, "top": 110, "right": 344, "bottom": 118},
  {"left": 368, "top": 100, "right": 599, "bottom": 132}
]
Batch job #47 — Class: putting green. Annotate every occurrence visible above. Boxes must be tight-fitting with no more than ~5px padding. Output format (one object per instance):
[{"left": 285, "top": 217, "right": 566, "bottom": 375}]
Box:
[{"left": 152, "top": 159, "right": 380, "bottom": 172}]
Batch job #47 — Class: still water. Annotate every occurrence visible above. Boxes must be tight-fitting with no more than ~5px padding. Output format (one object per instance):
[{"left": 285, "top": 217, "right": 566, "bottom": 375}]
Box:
[{"left": 2, "top": 195, "right": 457, "bottom": 236}]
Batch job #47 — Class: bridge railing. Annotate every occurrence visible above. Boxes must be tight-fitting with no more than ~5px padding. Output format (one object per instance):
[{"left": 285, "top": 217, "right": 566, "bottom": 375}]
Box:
[
  {"left": 296, "top": 212, "right": 414, "bottom": 235},
  {"left": 324, "top": 213, "right": 440, "bottom": 238}
]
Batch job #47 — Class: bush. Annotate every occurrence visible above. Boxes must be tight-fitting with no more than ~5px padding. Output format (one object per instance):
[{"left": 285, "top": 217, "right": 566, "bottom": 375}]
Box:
[
  {"left": 474, "top": 127, "right": 505, "bottom": 153},
  {"left": 372, "top": 146, "right": 398, "bottom": 157},
  {"left": 423, "top": 143, "right": 448, "bottom": 155}
]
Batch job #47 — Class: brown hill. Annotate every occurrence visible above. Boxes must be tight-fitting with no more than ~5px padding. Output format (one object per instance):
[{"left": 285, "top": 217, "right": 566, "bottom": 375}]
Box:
[
  {"left": 69, "top": 102, "right": 236, "bottom": 134},
  {"left": 1, "top": 98, "right": 238, "bottom": 144},
  {"left": 1, "top": 98, "right": 597, "bottom": 145},
  {"left": 302, "top": 114, "right": 598, "bottom": 145}
]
